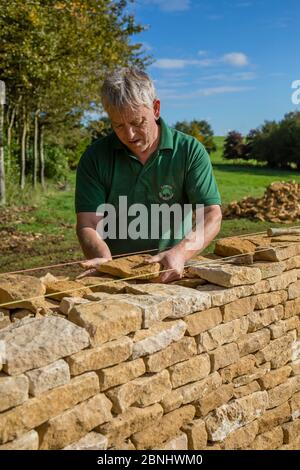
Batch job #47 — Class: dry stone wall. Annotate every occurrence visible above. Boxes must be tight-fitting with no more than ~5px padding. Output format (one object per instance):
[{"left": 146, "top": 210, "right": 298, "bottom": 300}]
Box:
[{"left": 0, "top": 236, "right": 300, "bottom": 450}]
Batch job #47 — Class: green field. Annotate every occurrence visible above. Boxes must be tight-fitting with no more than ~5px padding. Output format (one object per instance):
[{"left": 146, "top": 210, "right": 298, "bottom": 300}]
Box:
[{"left": 1, "top": 137, "right": 300, "bottom": 277}]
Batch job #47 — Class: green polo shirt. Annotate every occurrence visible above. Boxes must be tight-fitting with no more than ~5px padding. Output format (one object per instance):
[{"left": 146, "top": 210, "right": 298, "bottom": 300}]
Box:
[{"left": 75, "top": 117, "right": 221, "bottom": 256}]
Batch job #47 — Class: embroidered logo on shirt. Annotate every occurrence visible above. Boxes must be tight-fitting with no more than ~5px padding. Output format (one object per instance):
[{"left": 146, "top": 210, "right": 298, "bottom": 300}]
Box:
[{"left": 159, "top": 184, "right": 174, "bottom": 201}]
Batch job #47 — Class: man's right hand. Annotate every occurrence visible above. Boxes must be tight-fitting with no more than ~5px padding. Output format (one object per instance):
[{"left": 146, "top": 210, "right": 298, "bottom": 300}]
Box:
[{"left": 76, "top": 256, "right": 112, "bottom": 279}]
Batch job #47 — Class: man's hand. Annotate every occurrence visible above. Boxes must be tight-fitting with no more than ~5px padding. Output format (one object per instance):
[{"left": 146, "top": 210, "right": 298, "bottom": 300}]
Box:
[
  {"left": 76, "top": 256, "right": 112, "bottom": 279},
  {"left": 145, "top": 247, "right": 186, "bottom": 283}
]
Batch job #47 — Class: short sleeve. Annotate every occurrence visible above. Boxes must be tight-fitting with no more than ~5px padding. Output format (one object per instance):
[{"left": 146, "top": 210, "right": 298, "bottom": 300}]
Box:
[
  {"left": 75, "top": 147, "right": 107, "bottom": 213},
  {"left": 184, "top": 140, "right": 222, "bottom": 207}
]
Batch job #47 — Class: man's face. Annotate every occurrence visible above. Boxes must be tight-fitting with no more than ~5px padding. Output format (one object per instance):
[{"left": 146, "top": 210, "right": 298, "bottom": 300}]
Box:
[{"left": 107, "top": 100, "right": 160, "bottom": 155}]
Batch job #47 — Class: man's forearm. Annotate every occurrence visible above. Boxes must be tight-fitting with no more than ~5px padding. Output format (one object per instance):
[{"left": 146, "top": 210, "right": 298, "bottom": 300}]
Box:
[
  {"left": 172, "top": 208, "right": 222, "bottom": 262},
  {"left": 76, "top": 226, "right": 112, "bottom": 260}
]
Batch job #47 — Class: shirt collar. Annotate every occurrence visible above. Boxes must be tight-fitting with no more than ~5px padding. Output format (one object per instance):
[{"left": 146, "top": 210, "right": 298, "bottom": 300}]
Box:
[{"left": 111, "top": 117, "right": 174, "bottom": 151}]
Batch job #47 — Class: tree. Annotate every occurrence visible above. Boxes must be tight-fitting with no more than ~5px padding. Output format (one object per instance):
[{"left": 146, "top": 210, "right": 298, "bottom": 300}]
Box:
[
  {"left": 223, "top": 131, "right": 246, "bottom": 160},
  {"left": 174, "top": 119, "right": 216, "bottom": 153},
  {"left": 0, "top": 0, "right": 149, "bottom": 195}
]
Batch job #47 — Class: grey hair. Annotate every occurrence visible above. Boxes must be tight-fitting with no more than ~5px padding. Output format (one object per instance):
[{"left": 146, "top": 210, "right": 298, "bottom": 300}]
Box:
[{"left": 101, "top": 67, "right": 156, "bottom": 111}]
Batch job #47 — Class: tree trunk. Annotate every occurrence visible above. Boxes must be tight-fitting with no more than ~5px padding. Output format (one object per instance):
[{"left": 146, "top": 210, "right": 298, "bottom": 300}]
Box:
[
  {"left": 20, "top": 106, "right": 27, "bottom": 189},
  {"left": 6, "top": 105, "right": 16, "bottom": 175},
  {"left": 39, "top": 123, "right": 45, "bottom": 188},
  {"left": 0, "top": 81, "right": 6, "bottom": 205},
  {"left": 33, "top": 109, "right": 40, "bottom": 188}
]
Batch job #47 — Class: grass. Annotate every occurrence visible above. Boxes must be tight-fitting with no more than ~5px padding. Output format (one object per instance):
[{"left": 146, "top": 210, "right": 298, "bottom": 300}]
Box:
[{"left": 1, "top": 137, "right": 300, "bottom": 276}]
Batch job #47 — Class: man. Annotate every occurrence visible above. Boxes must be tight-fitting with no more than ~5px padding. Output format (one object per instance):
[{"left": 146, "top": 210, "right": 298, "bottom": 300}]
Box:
[{"left": 75, "top": 67, "right": 222, "bottom": 283}]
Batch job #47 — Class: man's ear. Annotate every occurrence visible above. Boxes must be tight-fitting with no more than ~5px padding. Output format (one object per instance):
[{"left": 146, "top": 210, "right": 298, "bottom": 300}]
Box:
[{"left": 153, "top": 99, "right": 161, "bottom": 119}]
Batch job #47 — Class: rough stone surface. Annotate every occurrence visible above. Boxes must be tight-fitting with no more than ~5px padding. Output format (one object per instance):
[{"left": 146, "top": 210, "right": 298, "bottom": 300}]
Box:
[
  {"left": 182, "top": 419, "right": 207, "bottom": 449},
  {"left": 222, "top": 296, "right": 256, "bottom": 322},
  {"left": 177, "top": 372, "right": 222, "bottom": 405},
  {"left": 0, "top": 317, "right": 90, "bottom": 375},
  {"left": 185, "top": 307, "right": 222, "bottom": 336},
  {"left": 63, "top": 432, "right": 108, "bottom": 450},
  {"left": 248, "top": 305, "right": 284, "bottom": 332},
  {"left": 237, "top": 328, "right": 271, "bottom": 357},
  {"left": 46, "top": 280, "right": 91, "bottom": 300},
  {"left": 0, "top": 373, "right": 29, "bottom": 412},
  {"left": 97, "top": 404, "right": 163, "bottom": 446},
  {"left": 220, "top": 355, "right": 257, "bottom": 383},
  {"left": 210, "top": 343, "right": 240, "bottom": 371},
  {"left": 66, "top": 337, "right": 132, "bottom": 376},
  {"left": 25, "top": 359, "right": 70, "bottom": 396},
  {"left": 69, "top": 300, "right": 142, "bottom": 345},
  {"left": 59, "top": 296, "right": 90, "bottom": 315},
  {"left": 0, "top": 309, "right": 11, "bottom": 329},
  {"left": 38, "top": 393, "right": 112, "bottom": 449},
  {"left": 198, "top": 317, "right": 248, "bottom": 352},
  {"left": 0, "top": 430, "right": 39, "bottom": 450},
  {"left": 0, "top": 274, "right": 46, "bottom": 312},
  {"left": 254, "top": 291, "right": 287, "bottom": 310},
  {"left": 258, "top": 402, "right": 290, "bottom": 433},
  {"left": 195, "top": 384, "right": 234, "bottom": 417},
  {"left": 0, "top": 372, "right": 99, "bottom": 444},
  {"left": 97, "top": 254, "right": 161, "bottom": 280},
  {"left": 221, "top": 420, "right": 259, "bottom": 450},
  {"left": 125, "top": 283, "right": 211, "bottom": 317},
  {"left": 168, "top": 354, "right": 211, "bottom": 388},
  {"left": 132, "top": 320, "right": 186, "bottom": 359},
  {"left": 189, "top": 264, "right": 261, "bottom": 288},
  {"left": 98, "top": 358, "right": 146, "bottom": 391},
  {"left": 145, "top": 337, "right": 197, "bottom": 373},
  {"left": 106, "top": 370, "right": 172, "bottom": 413},
  {"left": 205, "top": 391, "right": 268, "bottom": 441},
  {"left": 131, "top": 405, "right": 195, "bottom": 450},
  {"left": 197, "top": 284, "right": 254, "bottom": 307}
]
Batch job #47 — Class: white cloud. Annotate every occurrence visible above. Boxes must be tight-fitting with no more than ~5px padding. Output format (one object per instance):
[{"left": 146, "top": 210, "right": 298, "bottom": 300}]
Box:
[
  {"left": 142, "top": 0, "right": 191, "bottom": 12},
  {"left": 199, "top": 72, "right": 256, "bottom": 81},
  {"left": 222, "top": 52, "right": 249, "bottom": 67},
  {"left": 153, "top": 52, "right": 250, "bottom": 70},
  {"left": 199, "top": 86, "right": 253, "bottom": 96},
  {"left": 198, "top": 50, "right": 208, "bottom": 56},
  {"left": 153, "top": 59, "right": 200, "bottom": 69},
  {"left": 157, "top": 86, "right": 254, "bottom": 100}
]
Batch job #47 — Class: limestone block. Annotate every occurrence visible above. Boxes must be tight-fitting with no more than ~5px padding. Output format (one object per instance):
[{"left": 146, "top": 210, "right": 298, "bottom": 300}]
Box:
[
  {"left": 205, "top": 391, "right": 268, "bottom": 441},
  {"left": 144, "top": 337, "right": 197, "bottom": 373},
  {"left": 106, "top": 370, "right": 172, "bottom": 413},
  {"left": 97, "top": 254, "right": 161, "bottom": 280},
  {"left": 210, "top": 343, "right": 240, "bottom": 371},
  {"left": 131, "top": 405, "right": 195, "bottom": 450},
  {"left": 168, "top": 354, "right": 210, "bottom": 388},
  {"left": 25, "top": 359, "right": 70, "bottom": 396},
  {"left": 0, "top": 316, "right": 90, "bottom": 375},
  {"left": 66, "top": 337, "right": 132, "bottom": 376},
  {"left": 126, "top": 283, "right": 211, "bottom": 317},
  {"left": 132, "top": 320, "right": 186, "bottom": 359},
  {"left": 64, "top": 432, "right": 108, "bottom": 450},
  {"left": 98, "top": 359, "right": 146, "bottom": 391},
  {"left": 0, "top": 373, "right": 29, "bottom": 412},
  {"left": 0, "top": 372, "right": 99, "bottom": 444},
  {"left": 0, "top": 430, "right": 39, "bottom": 450},
  {"left": 188, "top": 265, "right": 261, "bottom": 288},
  {"left": 69, "top": 300, "right": 142, "bottom": 345},
  {"left": 185, "top": 307, "right": 222, "bottom": 336},
  {"left": 38, "top": 393, "right": 112, "bottom": 450}
]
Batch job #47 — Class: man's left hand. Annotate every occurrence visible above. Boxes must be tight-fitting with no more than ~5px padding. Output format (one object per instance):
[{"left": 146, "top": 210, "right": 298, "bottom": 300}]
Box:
[{"left": 145, "top": 247, "right": 186, "bottom": 283}]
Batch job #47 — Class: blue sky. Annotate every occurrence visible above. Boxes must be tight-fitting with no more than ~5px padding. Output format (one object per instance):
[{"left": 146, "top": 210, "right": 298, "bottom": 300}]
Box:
[{"left": 128, "top": 0, "right": 300, "bottom": 135}]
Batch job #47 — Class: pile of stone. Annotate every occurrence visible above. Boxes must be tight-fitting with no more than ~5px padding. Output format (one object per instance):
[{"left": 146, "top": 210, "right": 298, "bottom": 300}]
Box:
[
  {"left": 1, "top": 237, "right": 300, "bottom": 450},
  {"left": 223, "top": 181, "right": 300, "bottom": 223}
]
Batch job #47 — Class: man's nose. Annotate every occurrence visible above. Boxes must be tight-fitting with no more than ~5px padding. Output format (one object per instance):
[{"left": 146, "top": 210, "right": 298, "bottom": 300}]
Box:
[{"left": 124, "top": 125, "right": 135, "bottom": 140}]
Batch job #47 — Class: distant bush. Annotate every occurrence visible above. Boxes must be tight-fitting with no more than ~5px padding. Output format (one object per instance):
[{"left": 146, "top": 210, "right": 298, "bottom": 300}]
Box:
[
  {"left": 223, "top": 131, "right": 246, "bottom": 160},
  {"left": 225, "top": 112, "right": 300, "bottom": 169},
  {"left": 174, "top": 119, "right": 217, "bottom": 153}
]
